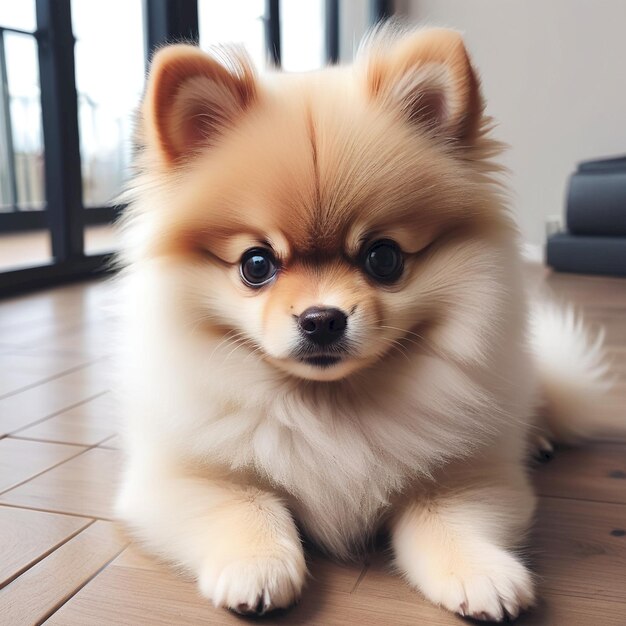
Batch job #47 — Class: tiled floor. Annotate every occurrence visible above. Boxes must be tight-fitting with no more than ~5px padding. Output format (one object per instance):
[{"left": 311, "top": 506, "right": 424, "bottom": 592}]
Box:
[{"left": 0, "top": 269, "right": 625, "bottom": 625}]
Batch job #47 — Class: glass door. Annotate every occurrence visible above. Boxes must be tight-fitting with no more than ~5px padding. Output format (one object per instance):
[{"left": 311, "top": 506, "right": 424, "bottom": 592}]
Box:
[
  {"left": 71, "top": 0, "right": 146, "bottom": 256},
  {"left": 0, "top": 2, "right": 51, "bottom": 272}
]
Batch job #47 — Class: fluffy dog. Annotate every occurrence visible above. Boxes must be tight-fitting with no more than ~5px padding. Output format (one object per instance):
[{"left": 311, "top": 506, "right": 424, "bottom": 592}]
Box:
[{"left": 116, "top": 25, "right": 609, "bottom": 621}]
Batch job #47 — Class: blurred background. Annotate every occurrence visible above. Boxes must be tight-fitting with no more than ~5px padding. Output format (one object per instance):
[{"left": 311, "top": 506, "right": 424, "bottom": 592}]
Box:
[{"left": 0, "top": 0, "right": 625, "bottom": 293}]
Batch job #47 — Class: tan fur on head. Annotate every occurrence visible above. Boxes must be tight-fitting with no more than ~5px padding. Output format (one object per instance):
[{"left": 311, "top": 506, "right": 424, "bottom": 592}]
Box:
[{"left": 124, "top": 27, "right": 512, "bottom": 383}]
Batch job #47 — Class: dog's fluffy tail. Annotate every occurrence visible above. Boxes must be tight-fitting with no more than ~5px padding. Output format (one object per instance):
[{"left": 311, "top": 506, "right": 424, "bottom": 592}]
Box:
[{"left": 529, "top": 301, "right": 619, "bottom": 442}]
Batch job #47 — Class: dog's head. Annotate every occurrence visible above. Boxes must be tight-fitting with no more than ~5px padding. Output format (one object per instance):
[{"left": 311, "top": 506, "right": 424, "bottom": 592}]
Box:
[{"left": 129, "top": 27, "right": 514, "bottom": 382}]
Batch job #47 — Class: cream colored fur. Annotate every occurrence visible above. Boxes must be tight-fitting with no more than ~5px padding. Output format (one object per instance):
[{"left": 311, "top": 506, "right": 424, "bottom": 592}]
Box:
[{"left": 115, "top": 25, "right": 611, "bottom": 621}]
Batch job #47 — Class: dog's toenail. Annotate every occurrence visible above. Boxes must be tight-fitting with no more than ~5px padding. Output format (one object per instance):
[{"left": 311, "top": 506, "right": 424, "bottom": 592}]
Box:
[
  {"left": 255, "top": 595, "right": 266, "bottom": 614},
  {"left": 232, "top": 597, "right": 265, "bottom": 616},
  {"left": 535, "top": 449, "right": 553, "bottom": 463}
]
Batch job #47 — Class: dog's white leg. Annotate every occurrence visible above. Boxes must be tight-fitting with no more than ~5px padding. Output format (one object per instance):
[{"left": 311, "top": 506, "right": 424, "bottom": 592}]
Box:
[
  {"left": 116, "top": 456, "right": 306, "bottom": 615},
  {"left": 391, "top": 460, "right": 536, "bottom": 622}
]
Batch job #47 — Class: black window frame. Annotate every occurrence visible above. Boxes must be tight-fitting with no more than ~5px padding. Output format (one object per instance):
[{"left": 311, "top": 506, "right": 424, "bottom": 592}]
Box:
[{"left": 0, "top": 0, "right": 388, "bottom": 297}]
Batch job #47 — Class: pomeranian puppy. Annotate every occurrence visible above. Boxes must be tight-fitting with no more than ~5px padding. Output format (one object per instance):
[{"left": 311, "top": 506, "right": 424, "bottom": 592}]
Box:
[{"left": 116, "top": 25, "right": 609, "bottom": 621}]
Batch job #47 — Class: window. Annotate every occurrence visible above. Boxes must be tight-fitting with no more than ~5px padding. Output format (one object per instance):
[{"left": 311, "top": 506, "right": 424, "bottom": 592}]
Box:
[
  {"left": 198, "top": 0, "right": 266, "bottom": 70},
  {"left": 1, "top": 31, "right": 45, "bottom": 212},
  {"left": 0, "top": 3, "right": 50, "bottom": 271},
  {"left": 72, "top": 0, "right": 145, "bottom": 208},
  {"left": 0, "top": 2, "right": 36, "bottom": 32},
  {"left": 281, "top": 0, "right": 325, "bottom": 72}
]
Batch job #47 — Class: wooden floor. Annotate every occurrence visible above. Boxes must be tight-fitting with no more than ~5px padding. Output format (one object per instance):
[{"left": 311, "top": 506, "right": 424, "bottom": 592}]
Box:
[
  {"left": 0, "top": 267, "right": 624, "bottom": 625},
  {"left": 0, "top": 226, "right": 116, "bottom": 272}
]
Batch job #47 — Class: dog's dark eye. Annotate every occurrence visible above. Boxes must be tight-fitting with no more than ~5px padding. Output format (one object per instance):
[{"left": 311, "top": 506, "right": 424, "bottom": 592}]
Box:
[
  {"left": 240, "top": 248, "right": 278, "bottom": 287},
  {"left": 363, "top": 240, "right": 403, "bottom": 283}
]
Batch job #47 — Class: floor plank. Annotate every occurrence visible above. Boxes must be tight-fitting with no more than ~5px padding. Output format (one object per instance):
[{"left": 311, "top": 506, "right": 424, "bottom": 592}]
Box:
[
  {"left": 15, "top": 391, "right": 117, "bottom": 446},
  {"left": 98, "top": 433, "right": 121, "bottom": 449},
  {"left": 534, "top": 443, "right": 626, "bottom": 505},
  {"left": 543, "top": 272, "right": 626, "bottom": 311},
  {"left": 0, "top": 505, "right": 91, "bottom": 588},
  {"left": 0, "top": 438, "right": 87, "bottom": 494},
  {"left": 531, "top": 497, "right": 626, "bottom": 604},
  {"left": 45, "top": 563, "right": 252, "bottom": 626},
  {"left": 0, "top": 281, "right": 115, "bottom": 336},
  {"left": 0, "top": 520, "right": 127, "bottom": 625},
  {"left": 515, "top": 594, "right": 626, "bottom": 626},
  {"left": 0, "top": 447, "right": 121, "bottom": 519},
  {"left": 0, "top": 362, "right": 110, "bottom": 435},
  {"left": 32, "top": 321, "right": 118, "bottom": 357},
  {"left": 0, "top": 351, "right": 93, "bottom": 399}
]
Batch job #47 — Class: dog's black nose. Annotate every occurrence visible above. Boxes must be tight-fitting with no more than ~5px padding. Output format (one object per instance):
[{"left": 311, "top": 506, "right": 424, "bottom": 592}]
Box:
[{"left": 298, "top": 306, "right": 347, "bottom": 346}]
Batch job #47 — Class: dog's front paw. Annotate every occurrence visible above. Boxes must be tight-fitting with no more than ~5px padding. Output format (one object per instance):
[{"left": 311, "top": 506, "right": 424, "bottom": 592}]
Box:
[
  {"left": 199, "top": 553, "right": 306, "bottom": 615},
  {"left": 419, "top": 548, "right": 535, "bottom": 622}
]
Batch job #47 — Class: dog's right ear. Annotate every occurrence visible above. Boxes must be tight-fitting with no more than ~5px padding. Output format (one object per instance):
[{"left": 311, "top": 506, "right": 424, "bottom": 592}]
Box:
[{"left": 143, "top": 45, "right": 257, "bottom": 165}]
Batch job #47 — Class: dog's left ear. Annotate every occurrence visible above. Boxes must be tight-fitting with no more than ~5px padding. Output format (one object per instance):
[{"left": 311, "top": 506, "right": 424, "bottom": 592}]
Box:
[{"left": 364, "top": 28, "right": 483, "bottom": 142}]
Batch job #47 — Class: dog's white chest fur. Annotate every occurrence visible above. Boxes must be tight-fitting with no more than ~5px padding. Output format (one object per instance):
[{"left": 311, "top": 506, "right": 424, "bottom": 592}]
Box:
[{"left": 136, "top": 343, "right": 520, "bottom": 558}]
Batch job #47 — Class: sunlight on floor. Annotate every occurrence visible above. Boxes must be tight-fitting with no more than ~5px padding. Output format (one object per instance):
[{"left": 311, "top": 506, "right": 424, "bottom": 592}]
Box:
[{"left": 0, "top": 225, "right": 117, "bottom": 271}]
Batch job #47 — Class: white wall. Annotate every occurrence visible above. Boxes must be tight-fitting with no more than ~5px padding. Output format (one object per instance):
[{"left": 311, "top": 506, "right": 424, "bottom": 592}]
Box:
[
  {"left": 339, "top": 1, "right": 372, "bottom": 63},
  {"left": 395, "top": 0, "right": 626, "bottom": 248}
]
